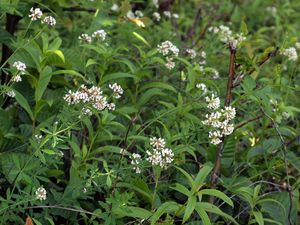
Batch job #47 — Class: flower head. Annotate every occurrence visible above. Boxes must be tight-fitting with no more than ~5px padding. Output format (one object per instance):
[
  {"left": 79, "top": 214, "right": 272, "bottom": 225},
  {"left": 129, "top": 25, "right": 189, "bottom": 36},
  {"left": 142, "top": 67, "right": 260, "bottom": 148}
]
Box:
[
  {"left": 78, "top": 34, "right": 92, "bottom": 44},
  {"left": 42, "top": 16, "right": 56, "bottom": 26},
  {"left": 29, "top": 7, "right": 43, "bottom": 21},
  {"left": 109, "top": 83, "right": 123, "bottom": 99},
  {"left": 92, "top": 30, "right": 107, "bottom": 41},
  {"left": 281, "top": 47, "right": 298, "bottom": 61},
  {"left": 35, "top": 186, "right": 47, "bottom": 201},
  {"left": 130, "top": 153, "right": 142, "bottom": 173},
  {"left": 12, "top": 61, "right": 26, "bottom": 74},
  {"left": 205, "top": 94, "right": 220, "bottom": 110},
  {"left": 150, "top": 137, "right": 166, "bottom": 150}
]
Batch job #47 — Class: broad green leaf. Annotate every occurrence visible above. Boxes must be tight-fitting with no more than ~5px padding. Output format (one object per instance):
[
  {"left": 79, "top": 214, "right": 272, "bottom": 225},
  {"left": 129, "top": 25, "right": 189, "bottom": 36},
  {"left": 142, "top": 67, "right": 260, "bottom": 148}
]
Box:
[
  {"left": 199, "top": 189, "right": 233, "bottom": 207},
  {"left": 170, "top": 183, "right": 191, "bottom": 197},
  {"left": 194, "top": 164, "right": 213, "bottom": 191},
  {"left": 151, "top": 201, "right": 180, "bottom": 225},
  {"left": 35, "top": 66, "right": 52, "bottom": 102},
  {"left": 253, "top": 211, "right": 264, "bottom": 225},
  {"left": 102, "top": 72, "right": 136, "bottom": 83},
  {"left": 195, "top": 207, "right": 211, "bottom": 225},
  {"left": 14, "top": 90, "right": 34, "bottom": 120},
  {"left": 196, "top": 202, "right": 238, "bottom": 225},
  {"left": 183, "top": 195, "right": 196, "bottom": 223},
  {"left": 132, "top": 32, "right": 150, "bottom": 47}
]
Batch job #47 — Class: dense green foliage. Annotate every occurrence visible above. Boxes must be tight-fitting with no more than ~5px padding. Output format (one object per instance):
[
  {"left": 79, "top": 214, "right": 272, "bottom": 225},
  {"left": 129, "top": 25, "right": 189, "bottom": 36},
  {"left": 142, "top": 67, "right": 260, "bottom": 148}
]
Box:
[{"left": 0, "top": 0, "right": 299, "bottom": 224}]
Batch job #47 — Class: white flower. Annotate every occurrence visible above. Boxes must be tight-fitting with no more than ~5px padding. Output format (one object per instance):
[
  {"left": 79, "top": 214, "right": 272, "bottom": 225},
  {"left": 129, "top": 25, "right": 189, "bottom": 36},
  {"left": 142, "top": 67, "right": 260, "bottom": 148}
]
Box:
[
  {"left": 78, "top": 34, "right": 92, "bottom": 44},
  {"left": 205, "top": 94, "right": 220, "bottom": 110},
  {"left": 208, "top": 131, "right": 222, "bottom": 145},
  {"left": 146, "top": 147, "right": 174, "bottom": 169},
  {"left": 126, "top": 10, "right": 135, "bottom": 19},
  {"left": 29, "top": 7, "right": 43, "bottom": 21},
  {"left": 157, "top": 41, "right": 179, "bottom": 56},
  {"left": 186, "top": 49, "right": 197, "bottom": 59},
  {"left": 111, "top": 4, "right": 119, "bottom": 12},
  {"left": 165, "top": 57, "right": 175, "bottom": 69},
  {"left": 172, "top": 13, "right": 179, "bottom": 19},
  {"left": 135, "top": 10, "right": 144, "bottom": 18},
  {"left": 82, "top": 107, "right": 92, "bottom": 116},
  {"left": 281, "top": 47, "right": 298, "bottom": 61},
  {"left": 12, "top": 61, "right": 26, "bottom": 74},
  {"left": 130, "top": 153, "right": 142, "bottom": 173},
  {"left": 163, "top": 11, "right": 172, "bottom": 18},
  {"left": 106, "top": 103, "right": 115, "bottom": 111},
  {"left": 196, "top": 83, "right": 207, "bottom": 94},
  {"left": 282, "top": 112, "right": 290, "bottom": 120},
  {"left": 221, "top": 106, "right": 236, "bottom": 121},
  {"left": 150, "top": 137, "right": 166, "bottom": 150},
  {"left": 220, "top": 122, "right": 234, "bottom": 136},
  {"left": 202, "top": 111, "right": 222, "bottom": 128},
  {"left": 120, "top": 148, "right": 129, "bottom": 155},
  {"left": 12, "top": 75, "right": 22, "bottom": 82},
  {"left": 42, "top": 16, "right": 56, "bottom": 26},
  {"left": 153, "top": 12, "right": 161, "bottom": 22},
  {"left": 212, "top": 69, "right": 220, "bottom": 79},
  {"left": 6, "top": 90, "right": 15, "bottom": 98},
  {"left": 109, "top": 83, "right": 123, "bottom": 99},
  {"left": 35, "top": 186, "right": 47, "bottom": 201},
  {"left": 200, "top": 51, "right": 206, "bottom": 58},
  {"left": 295, "top": 42, "right": 300, "bottom": 50},
  {"left": 266, "top": 6, "right": 277, "bottom": 14},
  {"left": 92, "top": 30, "right": 107, "bottom": 41}
]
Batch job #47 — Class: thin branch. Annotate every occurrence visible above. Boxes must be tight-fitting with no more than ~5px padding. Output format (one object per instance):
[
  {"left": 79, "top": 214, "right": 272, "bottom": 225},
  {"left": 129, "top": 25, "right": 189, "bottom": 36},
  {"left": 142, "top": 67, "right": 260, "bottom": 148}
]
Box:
[
  {"left": 234, "top": 115, "right": 263, "bottom": 130},
  {"left": 210, "top": 47, "right": 236, "bottom": 188},
  {"left": 233, "top": 47, "right": 279, "bottom": 87},
  {"left": 260, "top": 107, "right": 293, "bottom": 225}
]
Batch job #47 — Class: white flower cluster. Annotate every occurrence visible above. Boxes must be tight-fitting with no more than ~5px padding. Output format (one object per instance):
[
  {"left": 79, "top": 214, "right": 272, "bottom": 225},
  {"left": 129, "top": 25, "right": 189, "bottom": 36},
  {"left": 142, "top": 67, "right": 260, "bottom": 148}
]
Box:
[
  {"left": 146, "top": 137, "right": 174, "bottom": 169},
  {"left": 130, "top": 153, "right": 142, "bottom": 173},
  {"left": 109, "top": 83, "right": 123, "bottom": 99},
  {"left": 29, "top": 7, "right": 56, "bottom": 27},
  {"left": 209, "top": 25, "right": 246, "bottom": 49},
  {"left": 135, "top": 10, "right": 144, "bottom": 18},
  {"left": 199, "top": 51, "right": 206, "bottom": 65},
  {"left": 6, "top": 90, "right": 16, "bottom": 98},
  {"left": 186, "top": 49, "right": 197, "bottom": 59},
  {"left": 78, "top": 33, "right": 92, "bottom": 44},
  {"left": 163, "top": 11, "right": 179, "bottom": 19},
  {"left": 111, "top": 4, "right": 119, "bottom": 12},
  {"left": 29, "top": 7, "right": 43, "bottom": 21},
  {"left": 202, "top": 103, "right": 236, "bottom": 145},
  {"left": 157, "top": 41, "right": 179, "bottom": 70},
  {"left": 92, "top": 30, "right": 107, "bottom": 41},
  {"left": 36, "top": 186, "right": 47, "bottom": 201},
  {"left": 281, "top": 47, "right": 298, "bottom": 61},
  {"left": 205, "top": 94, "right": 220, "bottom": 110},
  {"left": 11, "top": 61, "right": 26, "bottom": 82},
  {"left": 63, "top": 84, "right": 117, "bottom": 113},
  {"left": 42, "top": 16, "right": 56, "bottom": 26},
  {"left": 196, "top": 83, "right": 208, "bottom": 95},
  {"left": 79, "top": 29, "right": 107, "bottom": 44},
  {"left": 153, "top": 12, "right": 161, "bottom": 22},
  {"left": 13, "top": 61, "right": 26, "bottom": 74}
]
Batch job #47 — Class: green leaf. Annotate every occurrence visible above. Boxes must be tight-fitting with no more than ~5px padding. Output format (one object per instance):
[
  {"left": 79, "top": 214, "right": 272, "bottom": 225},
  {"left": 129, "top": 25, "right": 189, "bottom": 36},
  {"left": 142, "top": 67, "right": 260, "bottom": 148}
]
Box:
[
  {"left": 183, "top": 195, "right": 196, "bottom": 223},
  {"left": 46, "top": 50, "right": 65, "bottom": 63},
  {"left": 194, "top": 164, "right": 213, "bottom": 191},
  {"left": 174, "top": 166, "right": 194, "bottom": 189},
  {"left": 195, "top": 207, "right": 211, "bottom": 225},
  {"left": 199, "top": 189, "right": 233, "bottom": 207},
  {"left": 253, "top": 211, "right": 264, "bottom": 225},
  {"left": 115, "top": 206, "right": 152, "bottom": 219},
  {"left": 14, "top": 90, "right": 34, "bottom": 120},
  {"left": 151, "top": 201, "right": 180, "bottom": 225},
  {"left": 102, "top": 72, "right": 136, "bottom": 83},
  {"left": 196, "top": 202, "right": 238, "bottom": 225},
  {"left": 170, "top": 183, "right": 191, "bottom": 197},
  {"left": 132, "top": 32, "right": 150, "bottom": 47},
  {"left": 137, "top": 88, "right": 167, "bottom": 107},
  {"left": 35, "top": 66, "right": 52, "bottom": 102},
  {"left": 140, "top": 82, "right": 177, "bottom": 93}
]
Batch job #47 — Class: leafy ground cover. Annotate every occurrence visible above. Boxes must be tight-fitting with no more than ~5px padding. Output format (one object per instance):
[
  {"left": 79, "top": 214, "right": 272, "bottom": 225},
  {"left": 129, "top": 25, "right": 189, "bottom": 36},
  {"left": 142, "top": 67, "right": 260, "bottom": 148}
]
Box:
[{"left": 0, "top": 0, "right": 299, "bottom": 224}]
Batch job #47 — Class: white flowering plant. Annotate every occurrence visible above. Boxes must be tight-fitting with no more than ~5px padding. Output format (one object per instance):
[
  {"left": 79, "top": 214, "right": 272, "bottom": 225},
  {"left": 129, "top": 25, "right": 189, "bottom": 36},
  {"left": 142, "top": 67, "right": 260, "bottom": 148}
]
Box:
[{"left": 0, "top": 1, "right": 299, "bottom": 225}]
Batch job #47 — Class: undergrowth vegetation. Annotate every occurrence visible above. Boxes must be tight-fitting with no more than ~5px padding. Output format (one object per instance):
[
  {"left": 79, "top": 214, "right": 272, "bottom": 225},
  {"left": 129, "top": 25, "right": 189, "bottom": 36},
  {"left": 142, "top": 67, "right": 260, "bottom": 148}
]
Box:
[{"left": 0, "top": 0, "right": 299, "bottom": 224}]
